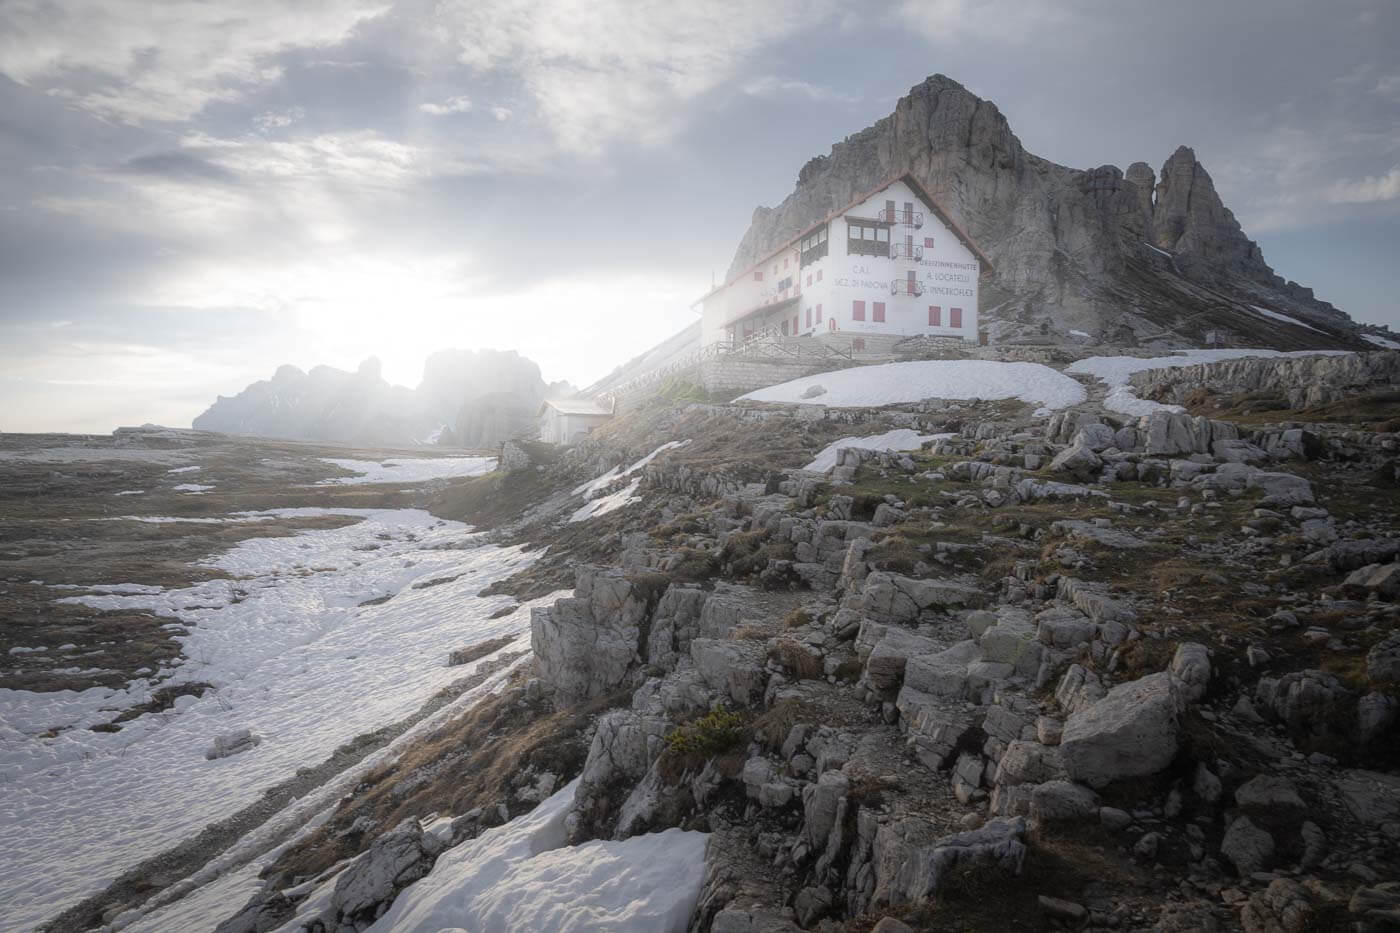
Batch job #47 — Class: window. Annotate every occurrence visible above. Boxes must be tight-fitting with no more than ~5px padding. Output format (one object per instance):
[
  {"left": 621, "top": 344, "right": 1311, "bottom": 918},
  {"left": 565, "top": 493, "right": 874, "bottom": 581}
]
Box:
[
  {"left": 852, "top": 338, "right": 866, "bottom": 351},
  {"left": 873, "top": 301, "right": 886, "bottom": 323},
  {"left": 885, "top": 199, "right": 895, "bottom": 221},
  {"left": 950, "top": 307, "right": 963, "bottom": 328},
  {"left": 924, "top": 237, "right": 934, "bottom": 249},
  {"left": 816, "top": 269, "right": 822, "bottom": 282},
  {"left": 806, "top": 307, "right": 812, "bottom": 328},
  {"left": 781, "top": 319, "right": 789, "bottom": 336},
  {"left": 806, "top": 274, "right": 811, "bottom": 287},
  {"left": 783, "top": 257, "right": 789, "bottom": 269},
  {"left": 847, "top": 221, "right": 891, "bottom": 257},
  {"left": 852, "top": 300, "right": 865, "bottom": 321},
  {"left": 777, "top": 275, "right": 793, "bottom": 292},
  {"left": 793, "top": 315, "right": 799, "bottom": 334},
  {"left": 753, "top": 270, "right": 763, "bottom": 281},
  {"left": 929, "top": 305, "right": 941, "bottom": 326},
  {"left": 816, "top": 303, "right": 822, "bottom": 323},
  {"left": 800, "top": 226, "right": 829, "bottom": 267}
]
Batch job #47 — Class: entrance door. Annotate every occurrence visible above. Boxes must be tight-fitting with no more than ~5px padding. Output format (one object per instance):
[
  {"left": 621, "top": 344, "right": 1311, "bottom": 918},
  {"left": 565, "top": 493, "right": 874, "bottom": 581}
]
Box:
[
  {"left": 885, "top": 199, "right": 895, "bottom": 223},
  {"left": 907, "top": 270, "right": 917, "bottom": 293}
]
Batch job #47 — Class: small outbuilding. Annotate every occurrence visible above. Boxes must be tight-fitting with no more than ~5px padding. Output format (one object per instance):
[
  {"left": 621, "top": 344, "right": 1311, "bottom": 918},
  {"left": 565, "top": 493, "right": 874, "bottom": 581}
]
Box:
[{"left": 538, "top": 397, "right": 614, "bottom": 446}]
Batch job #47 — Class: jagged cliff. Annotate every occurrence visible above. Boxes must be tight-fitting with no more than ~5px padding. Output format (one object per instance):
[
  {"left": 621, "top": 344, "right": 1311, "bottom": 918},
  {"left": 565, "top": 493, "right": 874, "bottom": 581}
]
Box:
[{"left": 726, "top": 75, "right": 1360, "bottom": 350}]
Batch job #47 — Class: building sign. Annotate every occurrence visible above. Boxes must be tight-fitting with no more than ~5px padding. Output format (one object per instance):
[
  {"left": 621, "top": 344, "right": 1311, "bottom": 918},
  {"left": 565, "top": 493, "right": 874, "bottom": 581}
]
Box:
[{"left": 832, "top": 262, "right": 887, "bottom": 290}]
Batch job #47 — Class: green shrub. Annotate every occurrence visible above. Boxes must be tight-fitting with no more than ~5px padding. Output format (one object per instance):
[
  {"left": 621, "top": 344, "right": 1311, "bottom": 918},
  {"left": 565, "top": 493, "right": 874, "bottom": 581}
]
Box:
[{"left": 664, "top": 708, "right": 748, "bottom": 757}]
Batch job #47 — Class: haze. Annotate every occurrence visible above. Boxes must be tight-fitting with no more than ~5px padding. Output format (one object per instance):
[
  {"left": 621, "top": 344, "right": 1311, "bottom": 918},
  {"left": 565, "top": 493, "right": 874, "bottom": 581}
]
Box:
[{"left": 2, "top": 0, "right": 1397, "bottom": 433}]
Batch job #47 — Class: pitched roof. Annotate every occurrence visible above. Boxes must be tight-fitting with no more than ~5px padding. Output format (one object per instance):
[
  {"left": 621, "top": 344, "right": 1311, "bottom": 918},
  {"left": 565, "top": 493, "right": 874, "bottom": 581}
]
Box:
[
  {"left": 539, "top": 398, "right": 614, "bottom": 417},
  {"left": 699, "top": 173, "right": 993, "bottom": 303}
]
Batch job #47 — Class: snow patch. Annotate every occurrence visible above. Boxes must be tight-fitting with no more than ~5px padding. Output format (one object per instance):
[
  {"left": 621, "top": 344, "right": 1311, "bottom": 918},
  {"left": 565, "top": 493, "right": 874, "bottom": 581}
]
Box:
[
  {"left": 569, "top": 478, "right": 642, "bottom": 523},
  {"left": 803, "top": 429, "right": 955, "bottom": 474},
  {"left": 739, "top": 360, "right": 1087, "bottom": 410},
  {"left": 368, "top": 778, "right": 708, "bottom": 933},
  {"left": 166, "top": 466, "right": 201, "bottom": 474},
  {"left": 1363, "top": 333, "right": 1400, "bottom": 350},
  {"left": 317, "top": 457, "right": 496, "bottom": 485},
  {"left": 173, "top": 483, "right": 214, "bottom": 493},
  {"left": 572, "top": 441, "right": 691, "bottom": 499},
  {"left": 1248, "top": 305, "right": 1325, "bottom": 334}
]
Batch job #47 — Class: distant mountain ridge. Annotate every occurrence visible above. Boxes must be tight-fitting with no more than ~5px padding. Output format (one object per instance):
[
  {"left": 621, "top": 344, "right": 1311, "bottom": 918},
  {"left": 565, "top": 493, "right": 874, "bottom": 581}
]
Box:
[
  {"left": 727, "top": 74, "right": 1366, "bottom": 350},
  {"left": 194, "top": 350, "right": 571, "bottom": 447}
]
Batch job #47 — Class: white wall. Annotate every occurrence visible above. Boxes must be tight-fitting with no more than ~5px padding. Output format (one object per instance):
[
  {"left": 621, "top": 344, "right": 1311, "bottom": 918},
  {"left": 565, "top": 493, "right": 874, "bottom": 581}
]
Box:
[
  {"left": 701, "top": 179, "right": 980, "bottom": 346},
  {"left": 540, "top": 409, "right": 610, "bottom": 445}
]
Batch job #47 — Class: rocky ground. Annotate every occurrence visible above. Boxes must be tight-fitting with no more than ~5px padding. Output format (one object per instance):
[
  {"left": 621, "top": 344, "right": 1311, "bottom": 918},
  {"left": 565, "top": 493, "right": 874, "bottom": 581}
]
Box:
[{"left": 200, "top": 351, "right": 1400, "bottom": 933}]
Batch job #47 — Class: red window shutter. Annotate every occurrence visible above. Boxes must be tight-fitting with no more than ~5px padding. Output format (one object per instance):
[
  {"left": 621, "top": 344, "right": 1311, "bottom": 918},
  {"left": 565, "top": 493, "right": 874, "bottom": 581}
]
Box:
[
  {"left": 873, "top": 301, "right": 885, "bottom": 322},
  {"left": 816, "top": 269, "right": 822, "bottom": 282},
  {"left": 754, "top": 270, "right": 763, "bottom": 281},
  {"left": 924, "top": 237, "right": 934, "bottom": 249},
  {"left": 907, "top": 270, "right": 916, "bottom": 288},
  {"left": 929, "top": 305, "right": 941, "bottom": 326},
  {"left": 853, "top": 338, "right": 865, "bottom": 351},
  {"left": 783, "top": 257, "right": 789, "bottom": 269},
  {"left": 816, "top": 304, "right": 822, "bottom": 323},
  {"left": 806, "top": 308, "right": 812, "bottom": 327},
  {"left": 852, "top": 300, "right": 865, "bottom": 321},
  {"left": 885, "top": 199, "right": 895, "bottom": 222},
  {"left": 806, "top": 274, "right": 811, "bottom": 287},
  {"left": 950, "top": 307, "right": 963, "bottom": 328},
  {"left": 793, "top": 315, "right": 799, "bottom": 333}
]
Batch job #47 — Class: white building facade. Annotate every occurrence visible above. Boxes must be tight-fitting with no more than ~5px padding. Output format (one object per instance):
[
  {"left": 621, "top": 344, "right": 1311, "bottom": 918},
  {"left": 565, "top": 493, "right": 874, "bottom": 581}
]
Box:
[{"left": 699, "top": 175, "right": 991, "bottom": 348}]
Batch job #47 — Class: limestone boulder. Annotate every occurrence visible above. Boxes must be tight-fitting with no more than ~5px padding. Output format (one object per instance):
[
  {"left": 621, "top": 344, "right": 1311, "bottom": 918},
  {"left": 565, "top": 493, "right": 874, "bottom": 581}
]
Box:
[{"left": 1060, "top": 672, "right": 1180, "bottom": 788}]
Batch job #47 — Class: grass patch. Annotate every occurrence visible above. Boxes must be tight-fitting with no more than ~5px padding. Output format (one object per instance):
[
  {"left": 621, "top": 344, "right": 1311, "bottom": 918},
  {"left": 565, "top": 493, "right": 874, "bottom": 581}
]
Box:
[{"left": 767, "top": 638, "right": 823, "bottom": 679}]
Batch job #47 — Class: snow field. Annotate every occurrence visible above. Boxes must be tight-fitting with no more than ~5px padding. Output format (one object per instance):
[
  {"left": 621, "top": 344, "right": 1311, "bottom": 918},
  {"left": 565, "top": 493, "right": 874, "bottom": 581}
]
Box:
[
  {"left": 0, "top": 507, "right": 543, "bottom": 931},
  {"left": 803, "top": 429, "right": 956, "bottom": 474},
  {"left": 317, "top": 456, "right": 497, "bottom": 485},
  {"left": 738, "top": 360, "right": 1088, "bottom": 411},
  {"left": 569, "top": 478, "right": 643, "bottom": 523}
]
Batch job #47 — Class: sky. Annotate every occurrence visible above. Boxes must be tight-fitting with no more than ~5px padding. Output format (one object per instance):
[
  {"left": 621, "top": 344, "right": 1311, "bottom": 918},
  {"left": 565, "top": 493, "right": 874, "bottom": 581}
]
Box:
[{"left": 1, "top": 0, "right": 1397, "bottom": 433}]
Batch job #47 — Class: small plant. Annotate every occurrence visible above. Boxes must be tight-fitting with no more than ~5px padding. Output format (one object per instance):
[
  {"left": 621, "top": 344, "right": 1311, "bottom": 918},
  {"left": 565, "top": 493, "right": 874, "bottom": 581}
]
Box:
[
  {"left": 664, "top": 708, "right": 748, "bottom": 757},
  {"left": 782, "top": 608, "right": 812, "bottom": 629}
]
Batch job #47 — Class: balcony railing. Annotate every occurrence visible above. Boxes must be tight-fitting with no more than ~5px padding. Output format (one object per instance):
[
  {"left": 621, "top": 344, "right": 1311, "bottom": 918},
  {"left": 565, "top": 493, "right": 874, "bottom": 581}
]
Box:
[
  {"left": 848, "top": 238, "right": 890, "bottom": 258},
  {"left": 878, "top": 208, "right": 924, "bottom": 227},
  {"left": 889, "top": 243, "right": 924, "bottom": 261},
  {"left": 891, "top": 278, "right": 924, "bottom": 297}
]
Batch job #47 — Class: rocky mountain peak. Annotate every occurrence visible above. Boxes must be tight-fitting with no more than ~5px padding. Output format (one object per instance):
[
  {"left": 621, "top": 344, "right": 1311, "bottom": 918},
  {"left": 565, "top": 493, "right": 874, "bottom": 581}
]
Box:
[{"left": 724, "top": 75, "right": 1359, "bottom": 349}]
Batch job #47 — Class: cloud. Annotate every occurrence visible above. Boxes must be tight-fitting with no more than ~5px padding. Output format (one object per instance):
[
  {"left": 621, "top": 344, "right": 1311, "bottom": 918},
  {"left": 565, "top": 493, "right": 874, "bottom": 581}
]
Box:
[
  {"left": 434, "top": 0, "right": 834, "bottom": 154},
  {"left": 1327, "top": 165, "right": 1400, "bottom": 203},
  {"left": 114, "top": 152, "right": 239, "bottom": 183},
  {"left": 895, "top": 0, "right": 1079, "bottom": 44},
  {"left": 419, "top": 95, "right": 473, "bottom": 116},
  {"left": 255, "top": 107, "right": 307, "bottom": 131},
  {"left": 0, "top": 0, "right": 387, "bottom": 123},
  {"left": 490, "top": 106, "right": 512, "bottom": 122},
  {"left": 741, "top": 76, "right": 857, "bottom": 104}
]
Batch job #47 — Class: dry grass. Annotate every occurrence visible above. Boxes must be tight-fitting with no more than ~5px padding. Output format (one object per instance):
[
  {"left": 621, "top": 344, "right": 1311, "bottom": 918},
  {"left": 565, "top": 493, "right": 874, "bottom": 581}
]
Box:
[
  {"left": 767, "top": 637, "right": 823, "bottom": 680},
  {"left": 263, "top": 674, "right": 625, "bottom": 887}
]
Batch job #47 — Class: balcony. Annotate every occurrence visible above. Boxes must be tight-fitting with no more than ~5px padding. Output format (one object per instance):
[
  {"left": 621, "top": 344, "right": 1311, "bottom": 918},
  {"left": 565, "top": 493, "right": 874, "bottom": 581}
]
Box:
[
  {"left": 891, "top": 278, "right": 924, "bottom": 297},
  {"left": 878, "top": 207, "right": 924, "bottom": 227},
  {"left": 889, "top": 243, "right": 924, "bottom": 261}
]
